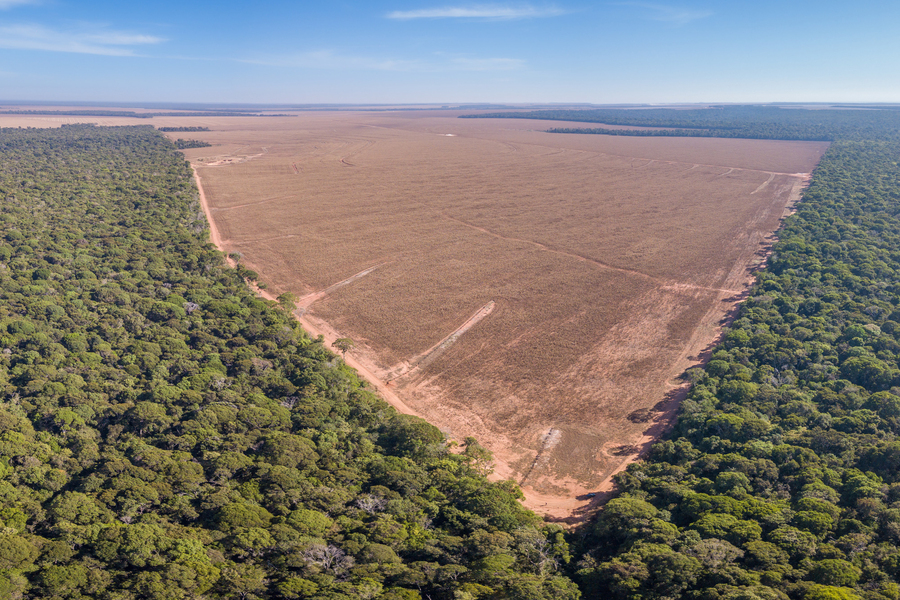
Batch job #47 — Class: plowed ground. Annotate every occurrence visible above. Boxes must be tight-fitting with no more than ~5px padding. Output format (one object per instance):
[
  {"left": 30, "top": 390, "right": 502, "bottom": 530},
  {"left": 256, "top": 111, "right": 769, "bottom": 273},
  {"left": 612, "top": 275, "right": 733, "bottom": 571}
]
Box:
[{"left": 163, "top": 111, "right": 827, "bottom": 517}]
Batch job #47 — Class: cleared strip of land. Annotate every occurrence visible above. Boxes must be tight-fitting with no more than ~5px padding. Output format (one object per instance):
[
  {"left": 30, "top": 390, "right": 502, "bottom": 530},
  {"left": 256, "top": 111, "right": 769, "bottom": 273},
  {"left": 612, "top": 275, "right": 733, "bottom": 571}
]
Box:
[{"left": 169, "top": 111, "right": 826, "bottom": 517}]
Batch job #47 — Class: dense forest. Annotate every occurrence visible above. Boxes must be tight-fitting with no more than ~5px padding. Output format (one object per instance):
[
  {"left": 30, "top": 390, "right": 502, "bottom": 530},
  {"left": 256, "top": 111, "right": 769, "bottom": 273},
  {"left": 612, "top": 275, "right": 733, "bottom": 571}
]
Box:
[
  {"left": 462, "top": 105, "right": 900, "bottom": 142},
  {"left": 158, "top": 127, "right": 210, "bottom": 133},
  {"left": 173, "top": 139, "right": 212, "bottom": 150},
  {"left": 0, "top": 125, "right": 577, "bottom": 599}
]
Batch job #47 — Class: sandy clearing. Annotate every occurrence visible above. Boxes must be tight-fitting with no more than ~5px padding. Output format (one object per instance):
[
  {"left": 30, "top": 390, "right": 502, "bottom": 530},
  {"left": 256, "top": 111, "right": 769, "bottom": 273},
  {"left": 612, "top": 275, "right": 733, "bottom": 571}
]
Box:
[
  {"left": 198, "top": 145, "right": 270, "bottom": 167},
  {"left": 182, "top": 112, "right": 825, "bottom": 520}
]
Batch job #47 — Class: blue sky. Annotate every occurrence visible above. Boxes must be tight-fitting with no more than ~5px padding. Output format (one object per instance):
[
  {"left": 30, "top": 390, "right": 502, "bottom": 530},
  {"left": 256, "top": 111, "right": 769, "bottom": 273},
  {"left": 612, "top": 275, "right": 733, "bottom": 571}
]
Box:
[{"left": 0, "top": 0, "right": 898, "bottom": 104}]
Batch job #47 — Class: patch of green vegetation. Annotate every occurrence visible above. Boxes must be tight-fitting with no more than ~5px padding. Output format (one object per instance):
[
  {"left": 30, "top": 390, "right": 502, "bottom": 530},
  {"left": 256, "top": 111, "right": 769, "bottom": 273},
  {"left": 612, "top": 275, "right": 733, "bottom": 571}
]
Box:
[
  {"left": 174, "top": 138, "right": 212, "bottom": 149},
  {"left": 158, "top": 127, "right": 210, "bottom": 132},
  {"left": 463, "top": 105, "right": 900, "bottom": 141},
  {"left": 0, "top": 124, "right": 577, "bottom": 599}
]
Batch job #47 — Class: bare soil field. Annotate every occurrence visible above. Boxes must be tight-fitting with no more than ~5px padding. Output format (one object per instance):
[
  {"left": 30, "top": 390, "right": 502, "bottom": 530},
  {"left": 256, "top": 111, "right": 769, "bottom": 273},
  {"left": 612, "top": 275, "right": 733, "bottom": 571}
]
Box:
[{"left": 0, "top": 109, "right": 827, "bottom": 518}]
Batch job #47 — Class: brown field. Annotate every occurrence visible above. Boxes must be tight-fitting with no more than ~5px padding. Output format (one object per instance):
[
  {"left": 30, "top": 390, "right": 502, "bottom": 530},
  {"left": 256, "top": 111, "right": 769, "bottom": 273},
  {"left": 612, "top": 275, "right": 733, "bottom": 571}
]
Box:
[{"left": 0, "top": 108, "right": 828, "bottom": 518}]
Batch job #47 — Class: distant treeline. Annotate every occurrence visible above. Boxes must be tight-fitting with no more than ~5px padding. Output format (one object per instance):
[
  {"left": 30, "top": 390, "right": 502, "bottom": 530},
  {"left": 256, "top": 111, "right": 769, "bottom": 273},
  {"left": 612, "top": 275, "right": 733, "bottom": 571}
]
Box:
[
  {"left": 463, "top": 105, "right": 900, "bottom": 141},
  {"left": 546, "top": 126, "right": 832, "bottom": 140},
  {"left": 158, "top": 126, "right": 210, "bottom": 132},
  {"left": 174, "top": 138, "right": 213, "bottom": 149}
]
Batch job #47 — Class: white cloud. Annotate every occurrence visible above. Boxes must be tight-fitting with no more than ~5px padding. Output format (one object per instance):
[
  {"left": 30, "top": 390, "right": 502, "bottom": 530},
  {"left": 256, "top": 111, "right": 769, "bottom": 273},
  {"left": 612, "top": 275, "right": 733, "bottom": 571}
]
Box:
[
  {"left": 619, "top": 2, "right": 712, "bottom": 26},
  {"left": 387, "top": 4, "right": 566, "bottom": 20},
  {"left": 0, "top": 0, "right": 40, "bottom": 9},
  {"left": 0, "top": 23, "right": 165, "bottom": 55}
]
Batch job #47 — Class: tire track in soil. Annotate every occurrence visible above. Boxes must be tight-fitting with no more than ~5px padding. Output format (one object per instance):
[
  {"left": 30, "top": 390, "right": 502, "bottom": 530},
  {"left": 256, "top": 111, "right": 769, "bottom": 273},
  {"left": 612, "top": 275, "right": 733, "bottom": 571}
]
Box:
[
  {"left": 339, "top": 140, "right": 375, "bottom": 167},
  {"left": 519, "top": 428, "right": 562, "bottom": 486},
  {"left": 630, "top": 158, "right": 655, "bottom": 168},
  {"left": 212, "top": 194, "right": 296, "bottom": 212},
  {"left": 296, "top": 264, "right": 384, "bottom": 311},
  {"left": 421, "top": 205, "right": 745, "bottom": 296},
  {"left": 751, "top": 173, "right": 776, "bottom": 195},
  {"left": 385, "top": 301, "right": 495, "bottom": 382},
  {"left": 424, "top": 206, "right": 656, "bottom": 281}
]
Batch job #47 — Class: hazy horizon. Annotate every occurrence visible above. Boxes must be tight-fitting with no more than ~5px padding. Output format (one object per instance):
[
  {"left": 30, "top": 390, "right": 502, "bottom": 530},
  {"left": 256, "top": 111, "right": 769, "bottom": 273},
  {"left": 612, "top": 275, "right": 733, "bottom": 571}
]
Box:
[
  {"left": 3, "top": 101, "right": 900, "bottom": 109},
  {"left": 0, "top": 1, "right": 898, "bottom": 104}
]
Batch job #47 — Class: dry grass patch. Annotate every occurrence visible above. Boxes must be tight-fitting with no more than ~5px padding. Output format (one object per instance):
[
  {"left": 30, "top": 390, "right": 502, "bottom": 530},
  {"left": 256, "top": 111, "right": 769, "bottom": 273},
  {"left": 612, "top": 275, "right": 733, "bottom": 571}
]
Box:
[{"left": 115, "top": 111, "right": 827, "bottom": 516}]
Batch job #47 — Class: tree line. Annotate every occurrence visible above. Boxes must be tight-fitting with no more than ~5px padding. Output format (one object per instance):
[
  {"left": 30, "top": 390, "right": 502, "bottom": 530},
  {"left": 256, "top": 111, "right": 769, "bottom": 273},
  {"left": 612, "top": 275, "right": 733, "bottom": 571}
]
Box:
[
  {"left": 174, "top": 139, "right": 212, "bottom": 150},
  {"left": 462, "top": 105, "right": 900, "bottom": 142}
]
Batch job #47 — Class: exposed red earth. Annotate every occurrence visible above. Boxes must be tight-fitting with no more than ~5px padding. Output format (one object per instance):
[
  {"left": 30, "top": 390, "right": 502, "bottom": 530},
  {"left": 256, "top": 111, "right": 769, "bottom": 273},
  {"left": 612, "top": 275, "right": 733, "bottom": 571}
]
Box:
[{"left": 173, "top": 111, "right": 825, "bottom": 519}]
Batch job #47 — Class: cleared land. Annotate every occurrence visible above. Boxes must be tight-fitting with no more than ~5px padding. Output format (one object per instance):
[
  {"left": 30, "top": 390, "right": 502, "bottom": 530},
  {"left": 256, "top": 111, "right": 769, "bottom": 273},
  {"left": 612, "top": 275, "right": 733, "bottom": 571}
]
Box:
[
  {"left": 0, "top": 109, "right": 827, "bottom": 516},
  {"left": 176, "top": 112, "right": 828, "bottom": 517}
]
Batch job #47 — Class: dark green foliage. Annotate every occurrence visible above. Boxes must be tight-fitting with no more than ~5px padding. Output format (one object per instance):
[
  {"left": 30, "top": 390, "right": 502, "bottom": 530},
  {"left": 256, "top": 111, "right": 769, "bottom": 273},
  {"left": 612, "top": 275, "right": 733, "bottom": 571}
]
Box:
[
  {"left": 572, "top": 139, "right": 900, "bottom": 598},
  {"left": 463, "top": 105, "right": 900, "bottom": 141},
  {"left": 0, "top": 124, "right": 574, "bottom": 599},
  {"left": 158, "top": 127, "right": 210, "bottom": 132},
  {"left": 174, "top": 139, "right": 212, "bottom": 149}
]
